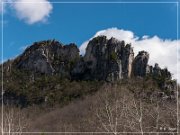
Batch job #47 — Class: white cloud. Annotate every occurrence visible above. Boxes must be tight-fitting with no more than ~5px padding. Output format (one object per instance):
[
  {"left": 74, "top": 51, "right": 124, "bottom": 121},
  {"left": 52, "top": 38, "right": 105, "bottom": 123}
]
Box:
[
  {"left": 1, "top": 0, "right": 53, "bottom": 24},
  {"left": 80, "top": 41, "right": 89, "bottom": 56},
  {"left": 11, "top": 0, "right": 53, "bottom": 24},
  {"left": 94, "top": 28, "right": 136, "bottom": 43},
  {"left": 80, "top": 28, "right": 137, "bottom": 56},
  {"left": 79, "top": 28, "right": 180, "bottom": 82},
  {"left": 132, "top": 36, "right": 179, "bottom": 81}
]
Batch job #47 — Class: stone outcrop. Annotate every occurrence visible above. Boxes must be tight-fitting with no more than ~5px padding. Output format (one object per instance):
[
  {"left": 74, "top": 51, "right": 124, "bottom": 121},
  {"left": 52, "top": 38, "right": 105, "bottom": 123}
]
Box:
[
  {"left": 1, "top": 36, "right": 176, "bottom": 107},
  {"left": 13, "top": 40, "right": 80, "bottom": 78},
  {"left": 72, "top": 36, "right": 134, "bottom": 81},
  {"left": 151, "top": 63, "right": 174, "bottom": 91},
  {"left": 132, "top": 51, "right": 149, "bottom": 77},
  {"left": 5, "top": 36, "right": 173, "bottom": 85}
]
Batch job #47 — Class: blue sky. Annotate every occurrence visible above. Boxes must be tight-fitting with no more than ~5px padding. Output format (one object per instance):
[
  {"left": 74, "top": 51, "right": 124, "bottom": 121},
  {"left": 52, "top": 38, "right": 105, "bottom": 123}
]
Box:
[
  {"left": 0, "top": 0, "right": 180, "bottom": 80},
  {"left": 1, "top": 0, "right": 179, "bottom": 59}
]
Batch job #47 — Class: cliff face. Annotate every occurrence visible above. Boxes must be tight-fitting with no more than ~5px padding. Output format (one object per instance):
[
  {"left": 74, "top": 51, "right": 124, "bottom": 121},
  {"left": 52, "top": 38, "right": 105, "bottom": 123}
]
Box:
[
  {"left": 13, "top": 40, "right": 80, "bottom": 78},
  {"left": 2, "top": 36, "right": 176, "bottom": 107},
  {"left": 5, "top": 36, "right": 173, "bottom": 83},
  {"left": 74, "top": 36, "right": 134, "bottom": 81},
  {"left": 132, "top": 51, "right": 149, "bottom": 77}
]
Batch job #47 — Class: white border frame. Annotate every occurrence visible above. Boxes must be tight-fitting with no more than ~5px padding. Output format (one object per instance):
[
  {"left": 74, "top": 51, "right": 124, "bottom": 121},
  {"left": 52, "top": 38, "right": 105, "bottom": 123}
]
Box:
[{"left": 1, "top": 1, "right": 179, "bottom": 134}]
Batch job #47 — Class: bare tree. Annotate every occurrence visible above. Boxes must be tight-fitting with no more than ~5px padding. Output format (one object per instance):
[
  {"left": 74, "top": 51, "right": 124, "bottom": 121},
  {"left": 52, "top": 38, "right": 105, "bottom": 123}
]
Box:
[
  {"left": 93, "top": 84, "right": 177, "bottom": 134},
  {"left": 0, "top": 105, "right": 29, "bottom": 135}
]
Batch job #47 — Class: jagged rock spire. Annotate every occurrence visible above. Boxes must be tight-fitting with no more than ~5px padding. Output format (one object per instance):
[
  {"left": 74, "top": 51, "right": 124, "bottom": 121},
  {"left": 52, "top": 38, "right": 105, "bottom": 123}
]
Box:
[
  {"left": 82, "top": 36, "right": 134, "bottom": 81},
  {"left": 132, "top": 51, "right": 149, "bottom": 77},
  {"left": 4, "top": 37, "right": 173, "bottom": 84},
  {"left": 14, "top": 40, "right": 80, "bottom": 77}
]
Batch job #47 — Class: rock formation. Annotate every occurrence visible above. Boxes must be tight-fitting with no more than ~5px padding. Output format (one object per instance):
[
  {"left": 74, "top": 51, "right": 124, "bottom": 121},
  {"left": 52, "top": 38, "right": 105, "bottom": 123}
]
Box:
[
  {"left": 13, "top": 40, "right": 80, "bottom": 78},
  {"left": 74, "top": 36, "right": 134, "bottom": 81},
  {"left": 4, "top": 36, "right": 174, "bottom": 85},
  {"left": 132, "top": 51, "right": 149, "bottom": 77},
  {"left": 1, "top": 36, "right": 177, "bottom": 107}
]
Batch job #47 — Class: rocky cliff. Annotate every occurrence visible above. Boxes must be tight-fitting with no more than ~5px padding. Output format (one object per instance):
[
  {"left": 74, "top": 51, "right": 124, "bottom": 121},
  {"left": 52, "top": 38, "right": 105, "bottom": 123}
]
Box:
[
  {"left": 2, "top": 36, "right": 177, "bottom": 107},
  {"left": 72, "top": 36, "right": 134, "bottom": 81},
  {"left": 4, "top": 36, "right": 174, "bottom": 85},
  {"left": 7, "top": 40, "right": 80, "bottom": 78}
]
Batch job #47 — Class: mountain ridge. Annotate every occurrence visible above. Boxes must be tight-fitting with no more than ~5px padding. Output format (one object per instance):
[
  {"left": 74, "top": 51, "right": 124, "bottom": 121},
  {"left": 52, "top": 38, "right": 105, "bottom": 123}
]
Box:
[
  {"left": 3, "top": 36, "right": 173, "bottom": 82},
  {"left": 1, "top": 36, "right": 176, "bottom": 107}
]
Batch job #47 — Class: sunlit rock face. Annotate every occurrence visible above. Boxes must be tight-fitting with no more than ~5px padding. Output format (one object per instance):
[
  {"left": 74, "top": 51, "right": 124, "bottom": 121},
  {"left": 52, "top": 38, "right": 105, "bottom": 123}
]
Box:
[
  {"left": 14, "top": 40, "right": 80, "bottom": 78},
  {"left": 1, "top": 36, "right": 176, "bottom": 108},
  {"left": 83, "top": 36, "right": 134, "bottom": 81},
  {"left": 6, "top": 37, "right": 173, "bottom": 86},
  {"left": 132, "top": 51, "right": 149, "bottom": 77}
]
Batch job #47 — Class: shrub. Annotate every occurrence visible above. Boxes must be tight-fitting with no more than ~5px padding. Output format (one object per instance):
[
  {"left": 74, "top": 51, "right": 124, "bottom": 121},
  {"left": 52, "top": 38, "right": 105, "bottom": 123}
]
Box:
[{"left": 110, "top": 52, "right": 117, "bottom": 61}]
